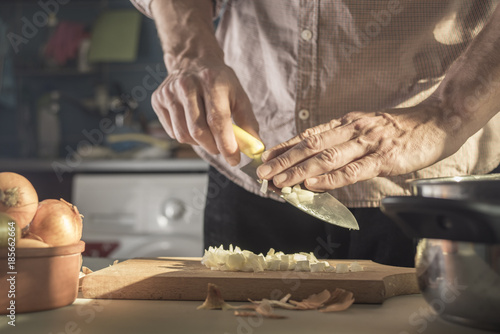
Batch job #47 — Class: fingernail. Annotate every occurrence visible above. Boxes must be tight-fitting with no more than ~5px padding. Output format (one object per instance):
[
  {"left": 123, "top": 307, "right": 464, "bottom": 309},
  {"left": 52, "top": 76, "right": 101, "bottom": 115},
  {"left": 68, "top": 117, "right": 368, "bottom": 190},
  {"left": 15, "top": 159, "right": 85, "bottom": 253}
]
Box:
[
  {"left": 273, "top": 173, "right": 287, "bottom": 185},
  {"left": 228, "top": 157, "right": 239, "bottom": 166},
  {"left": 257, "top": 165, "right": 271, "bottom": 178},
  {"left": 261, "top": 151, "right": 269, "bottom": 162},
  {"left": 306, "top": 178, "right": 318, "bottom": 186}
]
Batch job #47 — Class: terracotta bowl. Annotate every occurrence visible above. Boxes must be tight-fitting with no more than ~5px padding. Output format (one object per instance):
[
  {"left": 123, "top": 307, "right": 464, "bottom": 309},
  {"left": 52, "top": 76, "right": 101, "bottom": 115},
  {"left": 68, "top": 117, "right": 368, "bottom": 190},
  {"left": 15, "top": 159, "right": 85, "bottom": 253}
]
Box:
[{"left": 0, "top": 241, "right": 85, "bottom": 314}]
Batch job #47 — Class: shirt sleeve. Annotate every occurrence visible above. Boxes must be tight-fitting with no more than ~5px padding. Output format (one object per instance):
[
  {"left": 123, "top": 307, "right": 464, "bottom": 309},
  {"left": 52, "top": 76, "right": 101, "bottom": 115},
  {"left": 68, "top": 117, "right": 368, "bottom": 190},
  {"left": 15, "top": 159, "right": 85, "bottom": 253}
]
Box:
[
  {"left": 130, "top": 0, "right": 153, "bottom": 18},
  {"left": 130, "top": 0, "right": 223, "bottom": 20}
]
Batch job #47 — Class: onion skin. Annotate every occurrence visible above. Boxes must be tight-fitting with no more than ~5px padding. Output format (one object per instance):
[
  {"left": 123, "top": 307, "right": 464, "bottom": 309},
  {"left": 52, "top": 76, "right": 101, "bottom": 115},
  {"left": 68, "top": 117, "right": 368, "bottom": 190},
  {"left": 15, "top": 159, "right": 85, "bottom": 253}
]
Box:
[
  {"left": 0, "top": 172, "right": 38, "bottom": 229},
  {"left": 29, "top": 199, "right": 83, "bottom": 247}
]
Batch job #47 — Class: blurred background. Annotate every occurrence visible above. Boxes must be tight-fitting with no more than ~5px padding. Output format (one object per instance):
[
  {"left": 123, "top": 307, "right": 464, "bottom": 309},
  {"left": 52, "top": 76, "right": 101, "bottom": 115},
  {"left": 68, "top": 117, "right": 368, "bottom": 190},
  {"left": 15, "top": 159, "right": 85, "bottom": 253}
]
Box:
[{"left": 0, "top": 0, "right": 209, "bottom": 260}]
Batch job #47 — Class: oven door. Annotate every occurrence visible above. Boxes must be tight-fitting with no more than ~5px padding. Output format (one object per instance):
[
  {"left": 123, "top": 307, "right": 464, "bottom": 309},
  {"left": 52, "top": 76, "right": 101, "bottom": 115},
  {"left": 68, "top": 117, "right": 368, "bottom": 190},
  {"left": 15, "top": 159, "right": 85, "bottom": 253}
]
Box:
[{"left": 72, "top": 173, "right": 208, "bottom": 259}]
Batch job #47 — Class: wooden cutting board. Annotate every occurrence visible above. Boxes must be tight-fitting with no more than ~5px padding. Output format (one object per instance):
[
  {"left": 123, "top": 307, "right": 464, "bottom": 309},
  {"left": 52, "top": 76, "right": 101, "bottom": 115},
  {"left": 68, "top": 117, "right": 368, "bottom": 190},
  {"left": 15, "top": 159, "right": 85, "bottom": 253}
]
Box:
[{"left": 81, "top": 257, "right": 419, "bottom": 304}]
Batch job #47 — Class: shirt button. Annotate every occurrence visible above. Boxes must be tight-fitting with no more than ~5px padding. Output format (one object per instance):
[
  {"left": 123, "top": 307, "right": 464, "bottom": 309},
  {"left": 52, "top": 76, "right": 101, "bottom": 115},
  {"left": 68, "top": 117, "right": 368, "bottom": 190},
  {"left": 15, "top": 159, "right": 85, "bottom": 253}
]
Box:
[
  {"left": 301, "top": 29, "right": 313, "bottom": 41},
  {"left": 298, "top": 109, "right": 310, "bottom": 120}
]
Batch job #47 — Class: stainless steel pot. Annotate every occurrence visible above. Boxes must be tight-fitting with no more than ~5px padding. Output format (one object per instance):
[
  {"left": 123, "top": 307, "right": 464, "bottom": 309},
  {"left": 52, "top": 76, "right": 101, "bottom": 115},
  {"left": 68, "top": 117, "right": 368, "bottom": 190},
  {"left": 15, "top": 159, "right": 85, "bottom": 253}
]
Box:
[{"left": 381, "top": 174, "right": 500, "bottom": 331}]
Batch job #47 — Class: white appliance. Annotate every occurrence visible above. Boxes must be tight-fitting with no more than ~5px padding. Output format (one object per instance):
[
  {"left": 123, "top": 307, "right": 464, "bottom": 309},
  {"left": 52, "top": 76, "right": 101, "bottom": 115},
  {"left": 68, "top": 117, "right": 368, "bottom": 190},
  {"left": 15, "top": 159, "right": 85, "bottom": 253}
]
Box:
[{"left": 72, "top": 173, "right": 208, "bottom": 260}]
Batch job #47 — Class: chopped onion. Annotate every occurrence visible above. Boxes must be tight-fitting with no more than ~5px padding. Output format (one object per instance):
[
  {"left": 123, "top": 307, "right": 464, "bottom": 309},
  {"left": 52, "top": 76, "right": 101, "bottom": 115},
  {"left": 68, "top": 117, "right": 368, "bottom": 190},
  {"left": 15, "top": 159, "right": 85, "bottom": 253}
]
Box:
[
  {"left": 281, "top": 184, "right": 317, "bottom": 205},
  {"left": 349, "top": 261, "right": 364, "bottom": 272},
  {"left": 201, "top": 245, "right": 364, "bottom": 274},
  {"left": 283, "top": 191, "right": 300, "bottom": 206},
  {"left": 336, "top": 263, "right": 349, "bottom": 273},
  {"left": 296, "top": 189, "right": 315, "bottom": 204},
  {"left": 259, "top": 179, "right": 268, "bottom": 194},
  {"left": 281, "top": 186, "right": 292, "bottom": 194}
]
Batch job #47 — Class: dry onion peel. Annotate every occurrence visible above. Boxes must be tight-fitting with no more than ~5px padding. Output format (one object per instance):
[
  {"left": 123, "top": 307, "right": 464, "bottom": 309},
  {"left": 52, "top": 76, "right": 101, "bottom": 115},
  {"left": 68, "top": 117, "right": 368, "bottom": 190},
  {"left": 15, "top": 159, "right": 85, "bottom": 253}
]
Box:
[
  {"left": 289, "top": 289, "right": 331, "bottom": 310},
  {"left": 197, "top": 283, "right": 233, "bottom": 310},
  {"left": 320, "top": 289, "right": 355, "bottom": 312},
  {"left": 199, "top": 285, "right": 355, "bottom": 318}
]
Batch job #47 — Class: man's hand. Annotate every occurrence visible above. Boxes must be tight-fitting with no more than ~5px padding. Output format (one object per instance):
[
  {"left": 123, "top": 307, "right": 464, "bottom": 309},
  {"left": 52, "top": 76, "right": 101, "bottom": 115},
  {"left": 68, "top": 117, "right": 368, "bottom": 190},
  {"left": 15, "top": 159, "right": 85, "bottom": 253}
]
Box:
[
  {"left": 152, "top": 61, "right": 258, "bottom": 166},
  {"left": 257, "top": 2, "right": 500, "bottom": 191},
  {"left": 150, "top": 0, "right": 259, "bottom": 166},
  {"left": 256, "top": 103, "right": 462, "bottom": 191}
]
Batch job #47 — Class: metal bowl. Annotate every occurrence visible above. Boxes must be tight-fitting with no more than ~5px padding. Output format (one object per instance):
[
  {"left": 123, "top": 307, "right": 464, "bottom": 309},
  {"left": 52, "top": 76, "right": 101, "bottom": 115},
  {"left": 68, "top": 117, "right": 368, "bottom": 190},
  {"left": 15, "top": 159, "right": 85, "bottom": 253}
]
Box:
[{"left": 381, "top": 174, "right": 500, "bottom": 331}]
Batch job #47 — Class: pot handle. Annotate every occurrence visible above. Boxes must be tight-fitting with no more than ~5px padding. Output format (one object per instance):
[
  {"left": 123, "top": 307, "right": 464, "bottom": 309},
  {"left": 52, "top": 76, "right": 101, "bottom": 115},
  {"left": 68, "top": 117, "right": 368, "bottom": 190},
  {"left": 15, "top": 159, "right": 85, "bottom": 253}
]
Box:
[{"left": 380, "top": 196, "right": 500, "bottom": 243}]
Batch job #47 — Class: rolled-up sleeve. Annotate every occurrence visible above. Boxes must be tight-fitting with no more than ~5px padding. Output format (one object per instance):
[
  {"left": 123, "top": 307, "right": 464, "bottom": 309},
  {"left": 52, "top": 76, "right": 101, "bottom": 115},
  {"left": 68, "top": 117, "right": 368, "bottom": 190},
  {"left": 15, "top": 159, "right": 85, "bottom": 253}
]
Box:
[{"left": 130, "top": 0, "right": 224, "bottom": 20}]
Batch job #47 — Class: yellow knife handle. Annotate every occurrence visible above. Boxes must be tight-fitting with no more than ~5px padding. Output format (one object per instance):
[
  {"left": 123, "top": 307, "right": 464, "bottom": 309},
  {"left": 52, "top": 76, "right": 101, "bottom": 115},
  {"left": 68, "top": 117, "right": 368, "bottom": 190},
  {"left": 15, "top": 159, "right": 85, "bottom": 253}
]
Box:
[{"left": 232, "top": 124, "right": 265, "bottom": 159}]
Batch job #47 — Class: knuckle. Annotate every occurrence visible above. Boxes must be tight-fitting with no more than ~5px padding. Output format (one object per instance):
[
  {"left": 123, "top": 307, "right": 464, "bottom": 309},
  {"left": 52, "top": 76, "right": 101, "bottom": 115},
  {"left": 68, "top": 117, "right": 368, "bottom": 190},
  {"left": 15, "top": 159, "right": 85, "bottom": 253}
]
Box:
[
  {"left": 322, "top": 173, "right": 338, "bottom": 187},
  {"left": 174, "top": 130, "right": 191, "bottom": 143},
  {"left": 199, "top": 67, "right": 218, "bottom": 84},
  {"left": 328, "top": 119, "right": 340, "bottom": 128},
  {"left": 290, "top": 165, "right": 307, "bottom": 180},
  {"left": 302, "top": 135, "right": 322, "bottom": 151},
  {"left": 190, "top": 125, "right": 208, "bottom": 142},
  {"left": 319, "top": 147, "right": 340, "bottom": 166},
  {"left": 299, "top": 127, "right": 319, "bottom": 140},
  {"left": 274, "top": 155, "right": 292, "bottom": 170},
  {"left": 176, "top": 76, "right": 195, "bottom": 95},
  {"left": 343, "top": 163, "right": 362, "bottom": 183},
  {"left": 206, "top": 113, "right": 226, "bottom": 129}
]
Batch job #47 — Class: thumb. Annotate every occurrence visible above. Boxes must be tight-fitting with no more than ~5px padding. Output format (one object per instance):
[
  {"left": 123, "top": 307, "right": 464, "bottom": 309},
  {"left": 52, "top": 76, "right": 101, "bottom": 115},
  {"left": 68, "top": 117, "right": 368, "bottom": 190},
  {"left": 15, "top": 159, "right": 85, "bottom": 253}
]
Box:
[{"left": 231, "top": 93, "right": 261, "bottom": 142}]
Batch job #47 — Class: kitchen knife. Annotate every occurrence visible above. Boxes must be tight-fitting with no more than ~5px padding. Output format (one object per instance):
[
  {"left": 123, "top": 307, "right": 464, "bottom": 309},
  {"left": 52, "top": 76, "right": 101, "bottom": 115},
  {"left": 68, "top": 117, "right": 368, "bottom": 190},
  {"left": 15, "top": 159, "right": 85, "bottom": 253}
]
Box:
[{"left": 233, "top": 124, "right": 359, "bottom": 230}]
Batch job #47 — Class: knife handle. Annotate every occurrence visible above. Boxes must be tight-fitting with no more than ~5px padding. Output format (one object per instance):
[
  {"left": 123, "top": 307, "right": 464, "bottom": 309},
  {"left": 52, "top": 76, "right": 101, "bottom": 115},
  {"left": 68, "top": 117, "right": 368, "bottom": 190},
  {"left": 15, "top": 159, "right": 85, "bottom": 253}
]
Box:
[{"left": 232, "top": 124, "right": 265, "bottom": 158}]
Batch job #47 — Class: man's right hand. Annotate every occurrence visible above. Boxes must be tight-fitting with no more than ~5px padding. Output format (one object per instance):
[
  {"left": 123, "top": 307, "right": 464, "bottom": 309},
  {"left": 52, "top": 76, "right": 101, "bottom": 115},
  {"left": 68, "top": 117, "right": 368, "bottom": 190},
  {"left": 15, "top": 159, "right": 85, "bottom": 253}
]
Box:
[
  {"left": 152, "top": 61, "right": 258, "bottom": 166},
  {"left": 150, "top": 0, "right": 259, "bottom": 166}
]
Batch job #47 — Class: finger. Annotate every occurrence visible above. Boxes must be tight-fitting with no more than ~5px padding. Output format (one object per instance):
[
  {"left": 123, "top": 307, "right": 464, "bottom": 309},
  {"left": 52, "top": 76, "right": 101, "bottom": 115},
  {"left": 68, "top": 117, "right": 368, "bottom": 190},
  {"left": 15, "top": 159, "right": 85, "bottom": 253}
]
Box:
[
  {"left": 257, "top": 123, "right": 352, "bottom": 180},
  {"left": 151, "top": 85, "right": 174, "bottom": 139},
  {"left": 204, "top": 86, "right": 240, "bottom": 166},
  {"left": 179, "top": 81, "right": 219, "bottom": 155},
  {"left": 304, "top": 154, "right": 383, "bottom": 191},
  {"left": 231, "top": 90, "right": 261, "bottom": 141},
  {"left": 261, "top": 120, "right": 341, "bottom": 162},
  {"left": 270, "top": 139, "right": 369, "bottom": 188}
]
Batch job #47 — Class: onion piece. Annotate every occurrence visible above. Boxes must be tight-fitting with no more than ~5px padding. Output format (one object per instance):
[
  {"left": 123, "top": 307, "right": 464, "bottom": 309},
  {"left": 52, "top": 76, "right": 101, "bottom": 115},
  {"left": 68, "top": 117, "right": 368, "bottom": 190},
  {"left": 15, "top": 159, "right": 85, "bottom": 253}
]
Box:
[
  {"left": 336, "top": 263, "right": 349, "bottom": 273},
  {"left": 259, "top": 179, "right": 268, "bottom": 194}
]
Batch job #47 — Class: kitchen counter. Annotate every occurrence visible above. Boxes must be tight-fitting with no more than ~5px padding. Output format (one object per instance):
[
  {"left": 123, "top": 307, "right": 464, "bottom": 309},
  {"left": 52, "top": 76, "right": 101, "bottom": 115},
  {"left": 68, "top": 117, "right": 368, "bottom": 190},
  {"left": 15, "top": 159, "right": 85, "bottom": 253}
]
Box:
[
  {"left": 2, "top": 258, "right": 497, "bottom": 334},
  {"left": 2, "top": 294, "right": 496, "bottom": 334}
]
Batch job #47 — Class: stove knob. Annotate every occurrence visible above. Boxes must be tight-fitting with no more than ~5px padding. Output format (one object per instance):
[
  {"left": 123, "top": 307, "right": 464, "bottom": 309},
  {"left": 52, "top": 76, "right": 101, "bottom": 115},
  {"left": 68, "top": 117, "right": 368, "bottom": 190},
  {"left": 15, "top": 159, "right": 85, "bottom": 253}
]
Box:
[{"left": 163, "top": 198, "right": 185, "bottom": 220}]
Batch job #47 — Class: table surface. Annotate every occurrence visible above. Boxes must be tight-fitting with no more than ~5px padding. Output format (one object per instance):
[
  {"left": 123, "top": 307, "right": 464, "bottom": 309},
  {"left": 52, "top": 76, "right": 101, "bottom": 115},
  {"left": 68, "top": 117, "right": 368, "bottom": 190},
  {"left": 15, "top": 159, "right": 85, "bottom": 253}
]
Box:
[
  {"left": 2, "top": 258, "right": 497, "bottom": 334},
  {"left": 2, "top": 293, "right": 498, "bottom": 334}
]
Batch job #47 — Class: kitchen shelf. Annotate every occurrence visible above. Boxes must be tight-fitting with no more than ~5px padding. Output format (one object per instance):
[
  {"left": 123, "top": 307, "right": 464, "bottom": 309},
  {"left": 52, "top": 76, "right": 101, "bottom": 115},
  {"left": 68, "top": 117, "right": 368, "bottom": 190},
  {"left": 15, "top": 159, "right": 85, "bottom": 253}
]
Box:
[
  {"left": 0, "top": 158, "right": 209, "bottom": 173},
  {"left": 15, "top": 68, "right": 98, "bottom": 77}
]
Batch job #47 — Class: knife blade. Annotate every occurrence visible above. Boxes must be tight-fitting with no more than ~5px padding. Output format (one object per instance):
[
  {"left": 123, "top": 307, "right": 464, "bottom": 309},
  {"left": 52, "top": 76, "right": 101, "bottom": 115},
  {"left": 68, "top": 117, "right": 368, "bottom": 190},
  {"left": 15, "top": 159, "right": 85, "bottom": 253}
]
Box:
[{"left": 233, "top": 124, "right": 359, "bottom": 230}]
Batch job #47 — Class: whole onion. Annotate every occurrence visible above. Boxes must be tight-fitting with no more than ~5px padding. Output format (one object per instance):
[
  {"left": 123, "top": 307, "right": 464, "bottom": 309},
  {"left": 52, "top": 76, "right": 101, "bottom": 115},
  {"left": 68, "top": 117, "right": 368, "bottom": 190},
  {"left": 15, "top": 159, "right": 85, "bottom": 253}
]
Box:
[
  {"left": 29, "top": 199, "right": 83, "bottom": 247},
  {"left": 0, "top": 172, "right": 38, "bottom": 229}
]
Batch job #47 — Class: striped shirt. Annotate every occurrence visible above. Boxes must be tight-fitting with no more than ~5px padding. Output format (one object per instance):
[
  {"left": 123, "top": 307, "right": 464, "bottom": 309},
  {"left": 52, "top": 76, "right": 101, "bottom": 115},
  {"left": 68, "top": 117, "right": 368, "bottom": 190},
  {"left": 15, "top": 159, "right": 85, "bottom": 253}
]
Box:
[{"left": 132, "top": 0, "right": 500, "bottom": 207}]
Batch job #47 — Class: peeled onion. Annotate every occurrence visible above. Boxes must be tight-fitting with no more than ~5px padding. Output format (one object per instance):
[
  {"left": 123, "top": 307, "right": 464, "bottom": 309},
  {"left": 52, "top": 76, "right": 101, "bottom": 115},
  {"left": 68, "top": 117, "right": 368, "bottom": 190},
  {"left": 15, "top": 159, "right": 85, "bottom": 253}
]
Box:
[
  {"left": 0, "top": 172, "right": 38, "bottom": 229},
  {"left": 29, "top": 199, "right": 83, "bottom": 247}
]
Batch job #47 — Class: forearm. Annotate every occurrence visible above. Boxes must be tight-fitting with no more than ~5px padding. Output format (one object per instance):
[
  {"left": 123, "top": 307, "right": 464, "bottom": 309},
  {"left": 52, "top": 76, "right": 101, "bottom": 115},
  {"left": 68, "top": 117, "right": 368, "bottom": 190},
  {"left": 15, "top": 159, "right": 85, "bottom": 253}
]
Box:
[
  {"left": 151, "top": 0, "right": 224, "bottom": 71},
  {"left": 435, "top": 4, "right": 500, "bottom": 142}
]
